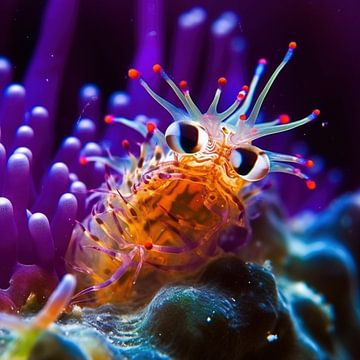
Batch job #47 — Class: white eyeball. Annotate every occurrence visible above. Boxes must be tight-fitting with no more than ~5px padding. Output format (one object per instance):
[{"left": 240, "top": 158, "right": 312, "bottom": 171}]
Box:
[
  {"left": 230, "top": 145, "right": 270, "bottom": 181},
  {"left": 165, "top": 120, "right": 209, "bottom": 154}
]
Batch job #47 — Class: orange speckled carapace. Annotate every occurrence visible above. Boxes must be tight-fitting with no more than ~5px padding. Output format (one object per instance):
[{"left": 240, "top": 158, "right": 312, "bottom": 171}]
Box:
[{"left": 67, "top": 43, "right": 319, "bottom": 305}]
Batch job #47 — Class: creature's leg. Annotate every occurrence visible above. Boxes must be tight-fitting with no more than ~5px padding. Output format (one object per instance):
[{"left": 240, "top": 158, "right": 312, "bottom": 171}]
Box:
[
  {"left": 132, "top": 247, "right": 145, "bottom": 285},
  {"left": 72, "top": 250, "right": 136, "bottom": 300}
]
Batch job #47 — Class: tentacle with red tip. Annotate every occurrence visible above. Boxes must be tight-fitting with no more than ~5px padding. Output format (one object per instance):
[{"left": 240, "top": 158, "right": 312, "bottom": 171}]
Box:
[
  {"left": 250, "top": 109, "right": 320, "bottom": 141},
  {"left": 224, "top": 59, "right": 267, "bottom": 126},
  {"left": 128, "top": 68, "right": 187, "bottom": 122},
  {"left": 152, "top": 64, "right": 202, "bottom": 119}
]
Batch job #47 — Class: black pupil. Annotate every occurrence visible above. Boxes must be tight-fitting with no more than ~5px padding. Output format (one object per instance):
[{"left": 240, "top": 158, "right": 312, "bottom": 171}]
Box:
[
  {"left": 234, "top": 148, "right": 258, "bottom": 175},
  {"left": 179, "top": 123, "right": 199, "bottom": 153}
]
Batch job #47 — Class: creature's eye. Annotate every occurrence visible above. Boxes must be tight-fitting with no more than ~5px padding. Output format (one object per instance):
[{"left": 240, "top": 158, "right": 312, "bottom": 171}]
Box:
[
  {"left": 165, "top": 121, "right": 209, "bottom": 154},
  {"left": 230, "top": 146, "right": 270, "bottom": 181}
]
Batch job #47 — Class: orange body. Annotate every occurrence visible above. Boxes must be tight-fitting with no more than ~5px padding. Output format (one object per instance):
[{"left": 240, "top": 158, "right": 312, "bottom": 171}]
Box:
[{"left": 68, "top": 155, "right": 248, "bottom": 305}]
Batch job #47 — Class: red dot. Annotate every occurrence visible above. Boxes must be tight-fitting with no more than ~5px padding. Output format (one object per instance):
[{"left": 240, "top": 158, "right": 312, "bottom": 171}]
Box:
[
  {"left": 152, "top": 64, "right": 162, "bottom": 73},
  {"left": 144, "top": 241, "right": 153, "bottom": 250},
  {"left": 289, "top": 41, "right": 297, "bottom": 50},
  {"left": 104, "top": 114, "right": 114, "bottom": 124},
  {"left": 179, "top": 80, "right": 188, "bottom": 90},
  {"left": 146, "top": 122, "right": 156, "bottom": 133},
  {"left": 312, "top": 109, "right": 320, "bottom": 116},
  {"left": 239, "top": 114, "right": 247, "bottom": 121},
  {"left": 237, "top": 92, "right": 245, "bottom": 101},
  {"left": 122, "top": 139, "right": 130, "bottom": 150},
  {"left": 306, "top": 159, "right": 314, "bottom": 168},
  {"left": 79, "top": 156, "right": 87, "bottom": 166},
  {"left": 128, "top": 68, "right": 140, "bottom": 79},
  {"left": 217, "top": 77, "right": 227, "bottom": 87},
  {"left": 279, "top": 114, "right": 290, "bottom": 124},
  {"left": 242, "top": 85, "right": 249, "bottom": 92},
  {"left": 306, "top": 179, "right": 316, "bottom": 190}
]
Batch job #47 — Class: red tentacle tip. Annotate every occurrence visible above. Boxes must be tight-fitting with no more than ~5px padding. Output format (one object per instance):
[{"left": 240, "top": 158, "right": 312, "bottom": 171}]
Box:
[
  {"left": 79, "top": 156, "right": 88, "bottom": 166},
  {"left": 152, "top": 64, "right": 162, "bottom": 73},
  {"left": 128, "top": 68, "right": 140, "bottom": 79},
  {"left": 306, "top": 159, "right": 314, "bottom": 168},
  {"left": 122, "top": 139, "right": 130, "bottom": 150},
  {"left": 242, "top": 85, "right": 249, "bottom": 92},
  {"left": 312, "top": 109, "right": 321, "bottom": 117},
  {"left": 289, "top": 41, "right": 297, "bottom": 50},
  {"left": 239, "top": 114, "right": 247, "bottom": 121},
  {"left": 179, "top": 80, "right": 188, "bottom": 91},
  {"left": 237, "top": 92, "right": 245, "bottom": 101},
  {"left": 104, "top": 114, "right": 115, "bottom": 124},
  {"left": 144, "top": 241, "right": 153, "bottom": 250},
  {"left": 146, "top": 122, "right": 156, "bottom": 133},
  {"left": 217, "top": 77, "right": 227, "bottom": 87},
  {"left": 259, "top": 58, "right": 267, "bottom": 65},
  {"left": 306, "top": 179, "right": 316, "bottom": 190},
  {"left": 279, "top": 114, "right": 290, "bottom": 124}
]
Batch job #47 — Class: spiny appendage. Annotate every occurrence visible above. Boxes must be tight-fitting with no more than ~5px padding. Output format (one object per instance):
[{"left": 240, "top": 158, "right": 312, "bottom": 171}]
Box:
[
  {"left": 82, "top": 43, "right": 318, "bottom": 190},
  {"left": 0, "top": 275, "right": 76, "bottom": 359},
  {"left": 125, "top": 41, "right": 319, "bottom": 189},
  {"left": 68, "top": 159, "right": 246, "bottom": 305}
]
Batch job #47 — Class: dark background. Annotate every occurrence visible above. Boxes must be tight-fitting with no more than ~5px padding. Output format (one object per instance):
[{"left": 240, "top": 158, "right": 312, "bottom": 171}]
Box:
[{"left": 0, "top": 0, "right": 359, "bottom": 192}]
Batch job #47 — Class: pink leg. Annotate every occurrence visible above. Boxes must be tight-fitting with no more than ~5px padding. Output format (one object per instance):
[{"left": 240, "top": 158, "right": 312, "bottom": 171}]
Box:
[
  {"left": 132, "top": 247, "right": 145, "bottom": 285},
  {"left": 72, "top": 250, "right": 136, "bottom": 300}
]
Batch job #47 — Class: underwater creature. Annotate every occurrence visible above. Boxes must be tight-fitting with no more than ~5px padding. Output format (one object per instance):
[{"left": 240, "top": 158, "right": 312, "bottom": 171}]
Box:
[
  {"left": 0, "top": 1, "right": 359, "bottom": 358},
  {"left": 68, "top": 42, "right": 320, "bottom": 305}
]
